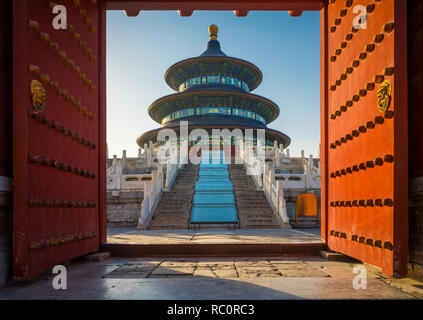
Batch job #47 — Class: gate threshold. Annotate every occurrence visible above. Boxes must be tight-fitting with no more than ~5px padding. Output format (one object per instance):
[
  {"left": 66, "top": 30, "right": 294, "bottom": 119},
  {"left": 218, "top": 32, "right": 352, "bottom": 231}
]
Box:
[{"left": 101, "top": 242, "right": 327, "bottom": 257}]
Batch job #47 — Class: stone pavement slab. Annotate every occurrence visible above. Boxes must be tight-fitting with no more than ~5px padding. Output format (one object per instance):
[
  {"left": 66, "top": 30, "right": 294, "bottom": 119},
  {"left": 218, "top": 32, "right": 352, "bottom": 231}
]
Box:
[
  {"left": 212, "top": 267, "right": 238, "bottom": 279},
  {"left": 193, "top": 266, "right": 216, "bottom": 278},
  {"left": 150, "top": 266, "right": 195, "bottom": 277}
]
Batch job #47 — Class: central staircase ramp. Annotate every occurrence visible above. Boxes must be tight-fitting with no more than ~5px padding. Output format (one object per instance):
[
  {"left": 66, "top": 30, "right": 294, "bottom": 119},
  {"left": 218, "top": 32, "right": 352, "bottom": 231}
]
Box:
[{"left": 190, "top": 151, "right": 239, "bottom": 228}]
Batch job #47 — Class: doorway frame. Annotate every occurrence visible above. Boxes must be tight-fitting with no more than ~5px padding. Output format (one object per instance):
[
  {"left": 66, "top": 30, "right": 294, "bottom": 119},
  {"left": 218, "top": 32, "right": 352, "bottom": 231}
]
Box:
[
  {"left": 99, "top": 0, "right": 407, "bottom": 276},
  {"left": 99, "top": 0, "right": 327, "bottom": 244}
]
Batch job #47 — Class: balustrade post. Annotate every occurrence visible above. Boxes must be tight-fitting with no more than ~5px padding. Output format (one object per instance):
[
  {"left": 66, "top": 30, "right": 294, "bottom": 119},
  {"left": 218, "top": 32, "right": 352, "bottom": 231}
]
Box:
[
  {"left": 264, "top": 162, "right": 270, "bottom": 179},
  {"left": 276, "top": 180, "right": 289, "bottom": 224},
  {"left": 305, "top": 157, "right": 312, "bottom": 190}
]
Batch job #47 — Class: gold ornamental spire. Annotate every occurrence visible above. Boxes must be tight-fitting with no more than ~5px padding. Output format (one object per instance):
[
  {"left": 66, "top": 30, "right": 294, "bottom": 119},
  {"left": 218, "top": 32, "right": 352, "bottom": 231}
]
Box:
[{"left": 208, "top": 24, "right": 218, "bottom": 40}]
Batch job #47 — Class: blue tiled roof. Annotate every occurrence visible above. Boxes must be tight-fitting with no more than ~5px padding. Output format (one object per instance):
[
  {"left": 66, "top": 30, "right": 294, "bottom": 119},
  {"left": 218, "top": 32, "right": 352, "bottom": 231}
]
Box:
[{"left": 200, "top": 40, "right": 227, "bottom": 57}]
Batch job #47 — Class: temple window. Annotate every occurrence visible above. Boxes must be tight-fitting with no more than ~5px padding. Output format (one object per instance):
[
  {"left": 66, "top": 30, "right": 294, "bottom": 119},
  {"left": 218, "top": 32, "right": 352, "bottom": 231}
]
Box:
[{"left": 179, "top": 75, "right": 249, "bottom": 92}]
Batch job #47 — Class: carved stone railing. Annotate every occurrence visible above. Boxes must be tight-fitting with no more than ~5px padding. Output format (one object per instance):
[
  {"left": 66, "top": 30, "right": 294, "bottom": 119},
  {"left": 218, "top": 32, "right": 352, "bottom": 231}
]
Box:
[
  {"left": 136, "top": 166, "right": 163, "bottom": 230},
  {"left": 120, "top": 174, "right": 152, "bottom": 191},
  {"left": 240, "top": 144, "right": 263, "bottom": 189},
  {"left": 164, "top": 149, "right": 188, "bottom": 190},
  {"left": 263, "top": 163, "right": 290, "bottom": 225},
  {"left": 275, "top": 174, "right": 306, "bottom": 189}
]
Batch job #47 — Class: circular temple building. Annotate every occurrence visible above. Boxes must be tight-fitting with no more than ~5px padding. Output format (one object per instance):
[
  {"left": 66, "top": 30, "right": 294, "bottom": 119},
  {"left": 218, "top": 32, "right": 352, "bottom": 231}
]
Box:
[{"left": 137, "top": 25, "right": 290, "bottom": 152}]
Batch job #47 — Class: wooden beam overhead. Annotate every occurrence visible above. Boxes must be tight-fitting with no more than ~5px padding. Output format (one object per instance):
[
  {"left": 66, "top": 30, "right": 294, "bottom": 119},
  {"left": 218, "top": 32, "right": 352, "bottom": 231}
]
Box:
[
  {"left": 178, "top": 9, "right": 194, "bottom": 16},
  {"left": 104, "top": 0, "right": 323, "bottom": 12},
  {"left": 233, "top": 10, "right": 249, "bottom": 17},
  {"left": 124, "top": 9, "right": 141, "bottom": 16},
  {"left": 288, "top": 10, "right": 303, "bottom": 17}
]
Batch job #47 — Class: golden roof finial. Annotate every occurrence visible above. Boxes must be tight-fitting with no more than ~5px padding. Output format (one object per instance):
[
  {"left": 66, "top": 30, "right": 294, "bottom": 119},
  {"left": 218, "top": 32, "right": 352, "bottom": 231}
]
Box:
[{"left": 208, "top": 24, "right": 218, "bottom": 40}]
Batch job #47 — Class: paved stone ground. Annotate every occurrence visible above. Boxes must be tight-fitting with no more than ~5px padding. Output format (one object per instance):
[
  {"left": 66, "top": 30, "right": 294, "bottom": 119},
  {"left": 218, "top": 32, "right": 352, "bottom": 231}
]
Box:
[
  {"left": 1, "top": 228, "right": 421, "bottom": 300},
  {"left": 106, "top": 226, "right": 324, "bottom": 244},
  {"left": 104, "top": 258, "right": 330, "bottom": 279},
  {"left": 0, "top": 256, "right": 421, "bottom": 299}
]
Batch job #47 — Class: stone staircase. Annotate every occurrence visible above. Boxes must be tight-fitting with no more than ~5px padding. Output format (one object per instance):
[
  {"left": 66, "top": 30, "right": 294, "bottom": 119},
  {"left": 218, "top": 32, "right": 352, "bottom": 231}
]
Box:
[
  {"left": 107, "top": 191, "right": 144, "bottom": 226},
  {"left": 147, "top": 164, "right": 198, "bottom": 230},
  {"left": 228, "top": 164, "right": 281, "bottom": 229}
]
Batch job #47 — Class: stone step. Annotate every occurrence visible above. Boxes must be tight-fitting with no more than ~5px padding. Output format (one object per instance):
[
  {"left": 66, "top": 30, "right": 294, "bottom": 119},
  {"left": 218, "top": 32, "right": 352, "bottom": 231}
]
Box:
[
  {"left": 173, "top": 184, "right": 195, "bottom": 188},
  {"left": 165, "top": 186, "right": 194, "bottom": 195},
  {"left": 237, "top": 202, "right": 271, "bottom": 212},
  {"left": 238, "top": 210, "right": 274, "bottom": 215},
  {"left": 235, "top": 191, "right": 266, "bottom": 196},
  {"left": 151, "top": 217, "right": 188, "bottom": 224},
  {"left": 238, "top": 211, "right": 274, "bottom": 216},
  {"left": 147, "top": 223, "right": 188, "bottom": 230},
  {"left": 161, "top": 194, "right": 193, "bottom": 200},
  {"left": 241, "top": 224, "right": 280, "bottom": 229},
  {"left": 154, "top": 205, "right": 191, "bottom": 211},
  {"left": 151, "top": 215, "right": 188, "bottom": 221},
  {"left": 240, "top": 217, "right": 276, "bottom": 223},
  {"left": 236, "top": 198, "right": 268, "bottom": 202},
  {"left": 236, "top": 198, "right": 269, "bottom": 205},
  {"left": 162, "top": 191, "right": 193, "bottom": 195},
  {"left": 235, "top": 192, "right": 266, "bottom": 196},
  {"left": 154, "top": 207, "right": 188, "bottom": 213},
  {"left": 155, "top": 202, "right": 191, "bottom": 208},
  {"left": 236, "top": 196, "right": 269, "bottom": 200},
  {"left": 152, "top": 211, "right": 189, "bottom": 217},
  {"left": 233, "top": 187, "right": 253, "bottom": 190},
  {"left": 237, "top": 203, "right": 272, "bottom": 207}
]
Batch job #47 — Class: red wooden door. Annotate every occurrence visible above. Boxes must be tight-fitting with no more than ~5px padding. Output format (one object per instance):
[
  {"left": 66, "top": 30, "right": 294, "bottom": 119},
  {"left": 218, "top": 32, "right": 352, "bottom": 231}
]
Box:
[
  {"left": 321, "top": 0, "right": 408, "bottom": 276},
  {"left": 13, "top": 0, "right": 106, "bottom": 279}
]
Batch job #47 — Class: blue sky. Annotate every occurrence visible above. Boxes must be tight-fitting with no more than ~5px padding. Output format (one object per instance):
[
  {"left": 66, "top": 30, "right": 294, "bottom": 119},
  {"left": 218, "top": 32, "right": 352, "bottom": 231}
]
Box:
[{"left": 106, "top": 10, "right": 320, "bottom": 158}]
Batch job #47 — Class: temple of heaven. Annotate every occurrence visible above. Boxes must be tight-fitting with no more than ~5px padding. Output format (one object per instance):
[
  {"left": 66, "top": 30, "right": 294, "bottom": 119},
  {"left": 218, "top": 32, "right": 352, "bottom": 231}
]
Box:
[{"left": 136, "top": 24, "right": 291, "bottom": 152}]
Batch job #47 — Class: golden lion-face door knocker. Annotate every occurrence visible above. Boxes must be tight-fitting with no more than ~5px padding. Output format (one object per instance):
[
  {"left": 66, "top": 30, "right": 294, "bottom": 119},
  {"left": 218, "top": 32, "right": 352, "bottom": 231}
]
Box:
[
  {"left": 376, "top": 80, "right": 392, "bottom": 113},
  {"left": 31, "top": 79, "right": 46, "bottom": 112}
]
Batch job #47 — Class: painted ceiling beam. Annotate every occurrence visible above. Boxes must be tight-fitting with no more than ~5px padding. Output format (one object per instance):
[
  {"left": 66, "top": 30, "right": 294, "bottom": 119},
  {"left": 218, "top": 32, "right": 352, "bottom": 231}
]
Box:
[
  {"left": 104, "top": 1, "right": 323, "bottom": 12},
  {"left": 124, "top": 9, "right": 141, "bottom": 16},
  {"left": 233, "top": 10, "right": 249, "bottom": 17},
  {"left": 288, "top": 10, "right": 303, "bottom": 16},
  {"left": 178, "top": 9, "right": 194, "bottom": 16}
]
